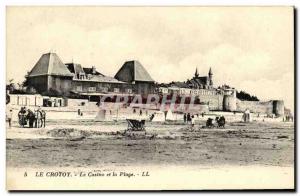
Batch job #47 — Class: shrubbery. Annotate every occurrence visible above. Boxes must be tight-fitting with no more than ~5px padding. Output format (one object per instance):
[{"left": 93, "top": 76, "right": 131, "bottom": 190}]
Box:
[{"left": 237, "top": 90, "right": 259, "bottom": 101}]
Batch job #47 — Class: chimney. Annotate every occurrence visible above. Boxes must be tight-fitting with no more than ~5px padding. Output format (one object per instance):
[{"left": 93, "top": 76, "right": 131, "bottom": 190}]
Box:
[{"left": 92, "top": 66, "right": 96, "bottom": 75}]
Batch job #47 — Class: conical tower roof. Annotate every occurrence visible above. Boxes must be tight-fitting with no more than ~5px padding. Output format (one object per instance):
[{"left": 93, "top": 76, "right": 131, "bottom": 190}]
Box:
[
  {"left": 28, "top": 53, "right": 73, "bottom": 77},
  {"left": 114, "top": 60, "right": 154, "bottom": 82}
]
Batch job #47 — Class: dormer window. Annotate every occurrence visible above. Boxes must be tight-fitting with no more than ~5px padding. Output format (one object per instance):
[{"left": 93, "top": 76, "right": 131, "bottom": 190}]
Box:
[
  {"left": 87, "top": 74, "right": 92, "bottom": 80},
  {"left": 79, "top": 72, "right": 85, "bottom": 80},
  {"left": 92, "top": 66, "right": 96, "bottom": 75}
]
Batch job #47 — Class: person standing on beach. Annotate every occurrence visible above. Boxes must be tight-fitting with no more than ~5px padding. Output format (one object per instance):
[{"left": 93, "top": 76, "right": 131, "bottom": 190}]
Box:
[
  {"left": 183, "top": 113, "right": 187, "bottom": 123},
  {"left": 41, "top": 110, "right": 46, "bottom": 127},
  {"left": 6, "top": 109, "right": 13, "bottom": 128},
  {"left": 27, "top": 109, "right": 35, "bottom": 128},
  {"left": 191, "top": 115, "right": 195, "bottom": 127},
  {"left": 187, "top": 113, "right": 191, "bottom": 124}
]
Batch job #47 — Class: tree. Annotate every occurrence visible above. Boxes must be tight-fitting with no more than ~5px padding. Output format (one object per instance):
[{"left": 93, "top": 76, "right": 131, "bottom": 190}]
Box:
[
  {"left": 6, "top": 79, "right": 16, "bottom": 92},
  {"left": 22, "top": 71, "right": 30, "bottom": 87},
  {"left": 26, "top": 86, "right": 37, "bottom": 94},
  {"left": 236, "top": 90, "right": 259, "bottom": 101}
]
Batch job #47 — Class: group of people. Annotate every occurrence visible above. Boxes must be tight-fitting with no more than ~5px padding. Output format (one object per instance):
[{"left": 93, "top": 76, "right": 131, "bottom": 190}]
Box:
[
  {"left": 283, "top": 115, "right": 293, "bottom": 122},
  {"left": 183, "top": 112, "right": 226, "bottom": 128},
  {"left": 133, "top": 108, "right": 148, "bottom": 116},
  {"left": 17, "top": 106, "right": 46, "bottom": 128},
  {"left": 183, "top": 113, "right": 196, "bottom": 127},
  {"left": 206, "top": 116, "right": 226, "bottom": 128}
]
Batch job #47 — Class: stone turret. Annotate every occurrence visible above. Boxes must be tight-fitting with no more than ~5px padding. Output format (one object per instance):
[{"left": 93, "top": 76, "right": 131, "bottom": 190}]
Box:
[
  {"left": 273, "top": 100, "right": 284, "bottom": 117},
  {"left": 223, "top": 89, "right": 237, "bottom": 111}
]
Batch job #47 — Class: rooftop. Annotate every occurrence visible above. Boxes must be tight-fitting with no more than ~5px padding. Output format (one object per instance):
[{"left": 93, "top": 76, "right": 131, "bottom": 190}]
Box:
[
  {"left": 28, "top": 53, "right": 73, "bottom": 77},
  {"left": 114, "top": 60, "right": 154, "bottom": 83}
]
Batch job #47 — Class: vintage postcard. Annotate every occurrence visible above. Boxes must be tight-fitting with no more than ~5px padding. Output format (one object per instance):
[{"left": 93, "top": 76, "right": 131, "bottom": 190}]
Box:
[{"left": 6, "top": 6, "right": 294, "bottom": 190}]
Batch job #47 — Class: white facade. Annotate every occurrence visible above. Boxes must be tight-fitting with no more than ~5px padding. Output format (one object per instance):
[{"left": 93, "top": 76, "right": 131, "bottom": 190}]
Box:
[
  {"left": 9, "top": 94, "right": 43, "bottom": 106},
  {"left": 160, "top": 87, "right": 216, "bottom": 96},
  {"left": 158, "top": 87, "right": 169, "bottom": 94}
]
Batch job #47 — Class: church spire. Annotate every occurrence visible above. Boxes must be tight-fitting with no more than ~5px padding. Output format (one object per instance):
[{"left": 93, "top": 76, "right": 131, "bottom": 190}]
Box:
[
  {"left": 209, "top": 67, "right": 213, "bottom": 76},
  {"left": 195, "top": 67, "right": 199, "bottom": 78},
  {"left": 208, "top": 67, "right": 213, "bottom": 86}
]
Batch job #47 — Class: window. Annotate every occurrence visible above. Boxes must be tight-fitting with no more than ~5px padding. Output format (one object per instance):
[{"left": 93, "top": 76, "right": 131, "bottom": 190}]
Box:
[
  {"left": 114, "top": 88, "right": 120, "bottom": 93},
  {"left": 104, "top": 87, "right": 108, "bottom": 92},
  {"left": 76, "top": 86, "right": 82, "bottom": 92},
  {"left": 80, "top": 74, "right": 85, "bottom": 80},
  {"left": 127, "top": 89, "right": 132, "bottom": 93},
  {"left": 87, "top": 74, "right": 92, "bottom": 80},
  {"left": 88, "top": 87, "right": 96, "bottom": 92}
]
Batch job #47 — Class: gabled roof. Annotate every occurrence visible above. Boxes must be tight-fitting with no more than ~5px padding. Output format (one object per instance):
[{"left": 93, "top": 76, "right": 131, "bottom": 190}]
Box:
[
  {"left": 65, "top": 63, "right": 84, "bottom": 75},
  {"left": 83, "top": 68, "right": 104, "bottom": 76},
  {"left": 194, "top": 76, "right": 209, "bottom": 84},
  {"left": 114, "top": 60, "right": 154, "bottom": 83},
  {"left": 28, "top": 53, "right": 73, "bottom": 77}
]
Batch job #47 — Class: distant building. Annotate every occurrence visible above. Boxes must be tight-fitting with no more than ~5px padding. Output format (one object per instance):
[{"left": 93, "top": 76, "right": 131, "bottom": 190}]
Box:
[
  {"left": 23, "top": 53, "right": 286, "bottom": 116},
  {"left": 186, "top": 67, "right": 213, "bottom": 89},
  {"left": 26, "top": 53, "right": 155, "bottom": 97},
  {"left": 157, "top": 67, "right": 216, "bottom": 96},
  {"left": 27, "top": 53, "right": 74, "bottom": 94},
  {"left": 65, "top": 62, "right": 130, "bottom": 95},
  {"left": 114, "top": 60, "right": 155, "bottom": 95}
]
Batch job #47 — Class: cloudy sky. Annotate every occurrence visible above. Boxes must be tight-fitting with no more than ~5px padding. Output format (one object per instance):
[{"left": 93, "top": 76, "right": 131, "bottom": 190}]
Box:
[{"left": 6, "top": 6, "right": 294, "bottom": 111}]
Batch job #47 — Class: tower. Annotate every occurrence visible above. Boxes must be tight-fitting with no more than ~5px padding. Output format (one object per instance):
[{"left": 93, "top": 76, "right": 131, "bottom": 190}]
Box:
[
  {"left": 208, "top": 67, "right": 213, "bottom": 86},
  {"left": 195, "top": 67, "right": 199, "bottom": 78}
]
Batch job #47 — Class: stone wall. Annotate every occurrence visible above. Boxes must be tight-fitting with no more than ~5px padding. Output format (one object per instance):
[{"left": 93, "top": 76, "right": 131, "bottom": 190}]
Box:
[
  {"left": 236, "top": 99, "right": 274, "bottom": 114},
  {"left": 198, "top": 94, "right": 223, "bottom": 111},
  {"left": 65, "top": 98, "right": 90, "bottom": 107}
]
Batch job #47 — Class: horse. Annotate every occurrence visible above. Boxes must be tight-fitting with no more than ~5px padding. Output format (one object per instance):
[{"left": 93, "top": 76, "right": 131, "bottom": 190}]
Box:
[
  {"left": 18, "top": 108, "right": 46, "bottom": 128},
  {"left": 26, "top": 109, "right": 36, "bottom": 128}
]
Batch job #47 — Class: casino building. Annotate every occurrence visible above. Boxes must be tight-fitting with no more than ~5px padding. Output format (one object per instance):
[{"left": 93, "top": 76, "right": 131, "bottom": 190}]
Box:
[{"left": 26, "top": 52, "right": 156, "bottom": 97}]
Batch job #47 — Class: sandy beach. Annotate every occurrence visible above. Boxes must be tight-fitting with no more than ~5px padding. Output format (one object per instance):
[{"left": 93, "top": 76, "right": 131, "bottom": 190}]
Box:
[
  {"left": 7, "top": 120, "right": 294, "bottom": 168},
  {"left": 6, "top": 112, "right": 294, "bottom": 190}
]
